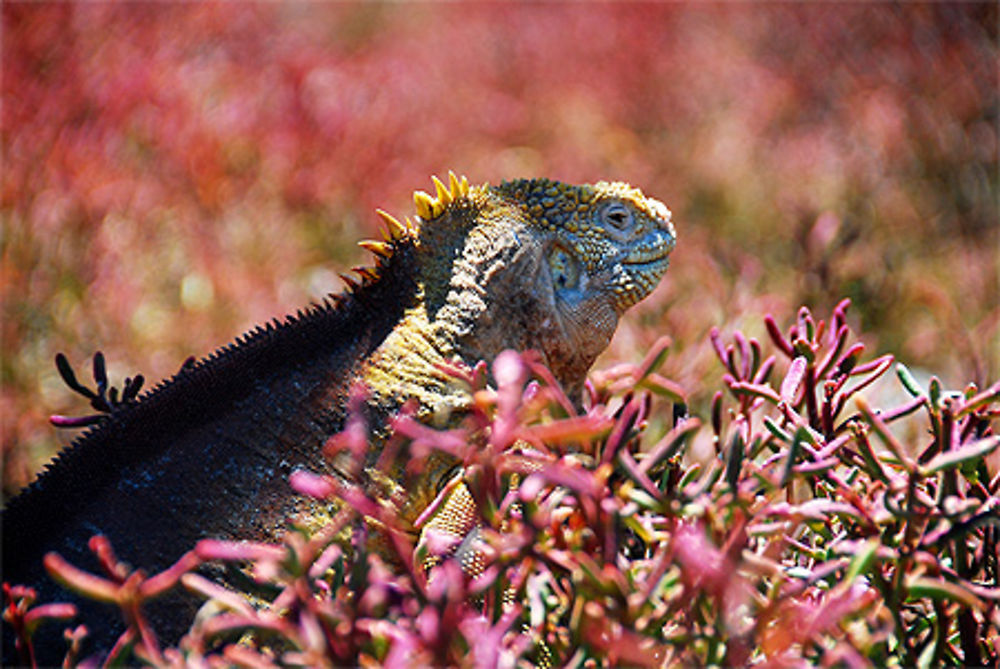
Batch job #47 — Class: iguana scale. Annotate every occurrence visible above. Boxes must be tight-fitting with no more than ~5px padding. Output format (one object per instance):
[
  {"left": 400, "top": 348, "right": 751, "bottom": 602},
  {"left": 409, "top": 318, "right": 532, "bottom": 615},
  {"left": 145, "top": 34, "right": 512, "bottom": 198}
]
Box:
[{"left": 1, "top": 172, "right": 676, "bottom": 663}]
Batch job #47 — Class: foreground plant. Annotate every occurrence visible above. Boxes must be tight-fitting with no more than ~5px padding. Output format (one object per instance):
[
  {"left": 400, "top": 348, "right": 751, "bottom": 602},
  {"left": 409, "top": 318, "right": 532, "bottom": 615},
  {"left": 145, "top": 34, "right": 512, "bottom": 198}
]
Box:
[{"left": 5, "top": 300, "right": 998, "bottom": 666}]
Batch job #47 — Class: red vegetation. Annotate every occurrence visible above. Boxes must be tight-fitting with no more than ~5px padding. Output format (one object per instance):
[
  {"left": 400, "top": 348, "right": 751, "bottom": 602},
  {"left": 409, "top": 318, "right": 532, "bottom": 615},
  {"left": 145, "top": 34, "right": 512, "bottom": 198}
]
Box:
[{"left": 7, "top": 302, "right": 999, "bottom": 665}]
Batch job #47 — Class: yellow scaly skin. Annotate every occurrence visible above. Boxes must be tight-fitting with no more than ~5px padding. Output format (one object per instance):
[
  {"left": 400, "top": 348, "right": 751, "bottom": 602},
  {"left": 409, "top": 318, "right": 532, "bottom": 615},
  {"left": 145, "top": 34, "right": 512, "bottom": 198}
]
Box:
[
  {"left": 350, "top": 172, "right": 676, "bottom": 570},
  {"left": 362, "top": 175, "right": 675, "bottom": 411}
]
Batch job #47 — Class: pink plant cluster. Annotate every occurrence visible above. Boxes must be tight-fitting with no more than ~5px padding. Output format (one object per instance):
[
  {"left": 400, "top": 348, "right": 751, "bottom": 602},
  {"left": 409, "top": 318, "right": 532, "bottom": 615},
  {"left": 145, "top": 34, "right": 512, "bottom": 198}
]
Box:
[{"left": 5, "top": 301, "right": 998, "bottom": 666}]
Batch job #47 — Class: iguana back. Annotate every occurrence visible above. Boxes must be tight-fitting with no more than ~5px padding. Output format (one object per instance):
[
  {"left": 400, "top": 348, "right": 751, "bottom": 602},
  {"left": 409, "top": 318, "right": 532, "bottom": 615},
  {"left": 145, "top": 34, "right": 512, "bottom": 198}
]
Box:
[{"left": 1, "top": 173, "right": 676, "bottom": 663}]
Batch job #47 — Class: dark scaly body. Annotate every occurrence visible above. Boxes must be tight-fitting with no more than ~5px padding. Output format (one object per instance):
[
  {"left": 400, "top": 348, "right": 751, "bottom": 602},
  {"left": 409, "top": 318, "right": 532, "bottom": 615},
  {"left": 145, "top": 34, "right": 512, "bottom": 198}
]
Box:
[
  {"left": 2, "top": 244, "right": 421, "bottom": 663},
  {"left": 2, "top": 173, "right": 675, "bottom": 663}
]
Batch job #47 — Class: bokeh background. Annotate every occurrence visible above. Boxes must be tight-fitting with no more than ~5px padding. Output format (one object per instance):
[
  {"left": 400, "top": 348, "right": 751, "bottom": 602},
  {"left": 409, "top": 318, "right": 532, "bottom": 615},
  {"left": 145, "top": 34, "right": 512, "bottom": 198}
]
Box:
[{"left": 2, "top": 3, "right": 997, "bottom": 499}]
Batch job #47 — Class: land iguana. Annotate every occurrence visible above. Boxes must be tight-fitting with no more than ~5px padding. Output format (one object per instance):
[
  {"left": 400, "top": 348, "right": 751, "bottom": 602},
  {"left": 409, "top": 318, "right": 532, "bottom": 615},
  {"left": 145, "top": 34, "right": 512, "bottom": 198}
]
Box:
[{"left": 1, "top": 172, "right": 676, "bottom": 663}]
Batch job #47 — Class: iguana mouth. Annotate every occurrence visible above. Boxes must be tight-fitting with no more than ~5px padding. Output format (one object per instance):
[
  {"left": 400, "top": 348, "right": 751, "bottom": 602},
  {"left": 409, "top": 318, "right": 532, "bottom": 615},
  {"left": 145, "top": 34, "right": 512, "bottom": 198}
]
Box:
[
  {"left": 624, "top": 255, "right": 671, "bottom": 271},
  {"left": 622, "top": 229, "right": 676, "bottom": 265}
]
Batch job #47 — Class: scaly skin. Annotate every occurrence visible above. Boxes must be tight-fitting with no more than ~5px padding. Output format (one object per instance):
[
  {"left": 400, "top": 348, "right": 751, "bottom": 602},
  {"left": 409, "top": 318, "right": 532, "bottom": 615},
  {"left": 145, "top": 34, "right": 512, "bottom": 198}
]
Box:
[
  {"left": 1, "top": 172, "right": 675, "bottom": 663},
  {"left": 363, "top": 177, "right": 674, "bottom": 411}
]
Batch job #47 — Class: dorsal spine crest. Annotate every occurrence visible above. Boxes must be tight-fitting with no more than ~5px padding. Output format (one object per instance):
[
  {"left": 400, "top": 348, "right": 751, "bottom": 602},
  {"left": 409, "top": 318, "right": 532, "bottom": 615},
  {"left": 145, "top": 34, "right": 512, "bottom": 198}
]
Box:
[
  {"left": 411, "top": 170, "right": 471, "bottom": 223},
  {"left": 356, "top": 171, "right": 473, "bottom": 294}
]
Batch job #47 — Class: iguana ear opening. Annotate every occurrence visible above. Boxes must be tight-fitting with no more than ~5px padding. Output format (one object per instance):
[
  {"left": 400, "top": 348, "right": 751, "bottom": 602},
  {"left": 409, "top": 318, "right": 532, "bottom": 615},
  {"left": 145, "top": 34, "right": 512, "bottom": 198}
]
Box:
[{"left": 547, "top": 244, "right": 580, "bottom": 292}]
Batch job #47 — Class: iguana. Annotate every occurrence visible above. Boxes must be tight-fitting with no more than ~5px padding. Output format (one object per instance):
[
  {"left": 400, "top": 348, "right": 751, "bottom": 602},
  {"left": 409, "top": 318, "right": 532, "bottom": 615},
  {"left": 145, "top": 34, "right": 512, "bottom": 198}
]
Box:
[{"left": 1, "top": 172, "right": 676, "bottom": 663}]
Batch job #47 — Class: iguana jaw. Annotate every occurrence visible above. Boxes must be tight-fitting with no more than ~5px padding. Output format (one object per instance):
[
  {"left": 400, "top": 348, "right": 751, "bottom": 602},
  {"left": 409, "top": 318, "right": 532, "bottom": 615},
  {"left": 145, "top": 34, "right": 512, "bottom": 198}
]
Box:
[
  {"left": 537, "top": 267, "right": 621, "bottom": 401},
  {"left": 622, "top": 227, "right": 676, "bottom": 266},
  {"left": 615, "top": 251, "right": 673, "bottom": 313}
]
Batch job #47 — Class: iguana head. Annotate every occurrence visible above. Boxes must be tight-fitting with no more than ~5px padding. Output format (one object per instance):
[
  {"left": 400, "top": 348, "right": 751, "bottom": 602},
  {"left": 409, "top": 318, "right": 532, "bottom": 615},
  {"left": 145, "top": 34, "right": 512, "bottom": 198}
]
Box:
[
  {"left": 486, "top": 177, "right": 676, "bottom": 398},
  {"left": 496, "top": 177, "right": 676, "bottom": 313},
  {"left": 360, "top": 172, "right": 676, "bottom": 405}
]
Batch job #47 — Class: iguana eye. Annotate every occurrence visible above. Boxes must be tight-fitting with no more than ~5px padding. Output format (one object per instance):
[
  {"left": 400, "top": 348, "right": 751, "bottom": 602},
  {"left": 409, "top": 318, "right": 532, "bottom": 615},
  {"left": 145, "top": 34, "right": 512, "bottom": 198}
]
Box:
[
  {"left": 601, "top": 203, "right": 633, "bottom": 230},
  {"left": 548, "top": 245, "right": 579, "bottom": 291}
]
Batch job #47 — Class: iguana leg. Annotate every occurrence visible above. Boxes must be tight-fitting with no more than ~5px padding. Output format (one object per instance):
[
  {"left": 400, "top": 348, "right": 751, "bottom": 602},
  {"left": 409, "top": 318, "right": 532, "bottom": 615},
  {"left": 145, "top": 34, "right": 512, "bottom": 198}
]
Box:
[
  {"left": 414, "top": 477, "right": 482, "bottom": 578},
  {"left": 415, "top": 472, "right": 558, "bottom": 666}
]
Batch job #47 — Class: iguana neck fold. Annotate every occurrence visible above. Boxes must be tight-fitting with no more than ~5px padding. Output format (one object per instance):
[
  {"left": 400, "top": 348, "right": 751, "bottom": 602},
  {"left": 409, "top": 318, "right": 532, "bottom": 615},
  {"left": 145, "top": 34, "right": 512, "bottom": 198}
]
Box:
[
  {"left": 362, "top": 194, "right": 542, "bottom": 421},
  {"left": 361, "top": 300, "right": 467, "bottom": 425}
]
